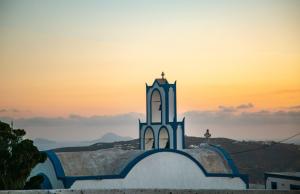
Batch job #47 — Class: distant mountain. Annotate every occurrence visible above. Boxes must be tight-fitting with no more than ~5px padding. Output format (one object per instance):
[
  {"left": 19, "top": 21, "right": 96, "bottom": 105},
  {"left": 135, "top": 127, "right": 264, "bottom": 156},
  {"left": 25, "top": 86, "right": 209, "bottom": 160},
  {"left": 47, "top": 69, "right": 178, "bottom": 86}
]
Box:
[
  {"left": 53, "top": 136, "right": 300, "bottom": 184},
  {"left": 33, "top": 138, "right": 91, "bottom": 151},
  {"left": 33, "top": 133, "right": 133, "bottom": 151},
  {"left": 89, "top": 132, "right": 132, "bottom": 143}
]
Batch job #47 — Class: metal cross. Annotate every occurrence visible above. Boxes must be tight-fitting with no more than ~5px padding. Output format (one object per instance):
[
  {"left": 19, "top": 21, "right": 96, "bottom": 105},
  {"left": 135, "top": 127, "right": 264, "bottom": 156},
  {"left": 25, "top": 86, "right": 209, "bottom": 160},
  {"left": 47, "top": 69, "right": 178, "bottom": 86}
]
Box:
[
  {"left": 161, "top": 72, "right": 165, "bottom": 79},
  {"left": 204, "top": 129, "right": 211, "bottom": 139}
]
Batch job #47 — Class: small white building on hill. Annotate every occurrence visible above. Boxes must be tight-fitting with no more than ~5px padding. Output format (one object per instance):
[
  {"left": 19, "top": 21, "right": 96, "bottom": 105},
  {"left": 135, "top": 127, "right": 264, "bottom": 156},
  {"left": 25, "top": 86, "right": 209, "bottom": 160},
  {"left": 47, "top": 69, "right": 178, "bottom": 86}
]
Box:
[
  {"left": 265, "top": 172, "right": 300, "bottom": 190},
  {"left": 29, "top": 73, "right": 248, "bottom": 190}
]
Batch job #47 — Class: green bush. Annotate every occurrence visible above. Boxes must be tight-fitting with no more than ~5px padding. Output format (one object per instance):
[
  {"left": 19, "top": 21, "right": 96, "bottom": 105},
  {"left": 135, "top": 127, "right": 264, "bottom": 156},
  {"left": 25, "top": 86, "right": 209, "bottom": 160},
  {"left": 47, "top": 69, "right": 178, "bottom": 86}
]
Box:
[{"left": 0, "top": 121, "right": 47, "bottom": 189}]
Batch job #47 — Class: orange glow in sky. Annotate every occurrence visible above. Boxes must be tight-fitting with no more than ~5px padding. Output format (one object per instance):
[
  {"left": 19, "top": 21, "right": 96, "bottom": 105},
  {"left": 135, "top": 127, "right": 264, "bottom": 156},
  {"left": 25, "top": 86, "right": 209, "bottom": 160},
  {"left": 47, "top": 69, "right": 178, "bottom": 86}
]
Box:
[{"left": 0, "top": 0, "right": 299, "bottom": 118}]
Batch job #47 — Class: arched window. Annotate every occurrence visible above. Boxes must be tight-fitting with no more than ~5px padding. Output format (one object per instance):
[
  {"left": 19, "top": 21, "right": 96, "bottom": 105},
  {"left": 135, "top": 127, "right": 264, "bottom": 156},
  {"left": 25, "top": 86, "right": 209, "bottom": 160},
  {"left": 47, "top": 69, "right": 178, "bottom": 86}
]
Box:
[
  {"left": 144, "top": 128, "right": 154, "bottom": 150},
  {"left": 159, "top": 127, "right": 169, "bottom": 149},
  {"left": 151, "top": 90, "right": 162, "bottom": 123}
]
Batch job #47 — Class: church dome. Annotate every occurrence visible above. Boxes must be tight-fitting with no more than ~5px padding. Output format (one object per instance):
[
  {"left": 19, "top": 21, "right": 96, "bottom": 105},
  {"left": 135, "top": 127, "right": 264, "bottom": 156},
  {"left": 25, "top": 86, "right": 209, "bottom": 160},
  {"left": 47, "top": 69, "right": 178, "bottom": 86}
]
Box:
[{"left": 32, "top": 144, "right": 247, "bottom": 189}]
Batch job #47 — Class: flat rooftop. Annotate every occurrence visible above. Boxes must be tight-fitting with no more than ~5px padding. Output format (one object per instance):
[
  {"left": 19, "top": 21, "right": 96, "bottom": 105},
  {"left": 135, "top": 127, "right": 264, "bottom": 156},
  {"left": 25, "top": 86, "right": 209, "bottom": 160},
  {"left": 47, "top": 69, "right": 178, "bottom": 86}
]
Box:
[{"left": 265, "top": 172, "right": 300, "bottom": 177}]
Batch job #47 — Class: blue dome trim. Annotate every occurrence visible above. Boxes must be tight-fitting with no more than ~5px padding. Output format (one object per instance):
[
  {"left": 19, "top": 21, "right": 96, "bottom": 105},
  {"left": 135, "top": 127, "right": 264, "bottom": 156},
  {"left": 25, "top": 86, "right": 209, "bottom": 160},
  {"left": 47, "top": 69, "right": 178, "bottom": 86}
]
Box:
[
  {"left": 208, "top": 144, "right": 239, "bottom": 174},
  {"left": 45, "top": 150, "right": 65, "bottom": 178},
  {"left": 38, "top": 173, "right": 53, "bottom": 189},
  {"left": 208, "top": 144, "right": 249, "bottom": 188}
]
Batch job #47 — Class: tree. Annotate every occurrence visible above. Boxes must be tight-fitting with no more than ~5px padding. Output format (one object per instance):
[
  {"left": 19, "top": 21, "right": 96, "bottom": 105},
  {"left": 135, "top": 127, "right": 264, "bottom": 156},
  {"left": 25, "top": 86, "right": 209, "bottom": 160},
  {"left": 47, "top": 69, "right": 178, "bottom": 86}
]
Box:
[{"left": 0, "top": 121, "right": 47, "bottom": 190}]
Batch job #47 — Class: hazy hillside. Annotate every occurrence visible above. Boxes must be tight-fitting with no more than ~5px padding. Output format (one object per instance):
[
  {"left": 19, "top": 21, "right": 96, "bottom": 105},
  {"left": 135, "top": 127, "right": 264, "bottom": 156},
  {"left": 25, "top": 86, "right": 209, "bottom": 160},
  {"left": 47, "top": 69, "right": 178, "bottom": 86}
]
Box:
[
  {"left": 186, "top": 137, "right": 300, "bottom": 184},
  {"left": 34, "top": 132, "right": 133, "bottom": 150},
  {"left": 53, "top": 136, "right": 300, "bottom": 184}
]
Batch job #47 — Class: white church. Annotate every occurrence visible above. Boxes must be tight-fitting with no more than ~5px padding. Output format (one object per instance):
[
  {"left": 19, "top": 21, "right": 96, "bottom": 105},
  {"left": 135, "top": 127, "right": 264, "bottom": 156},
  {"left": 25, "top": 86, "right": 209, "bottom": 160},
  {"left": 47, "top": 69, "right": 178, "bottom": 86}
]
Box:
[{"left": 29, "top": 73, "right": 249, "bottom": 190}]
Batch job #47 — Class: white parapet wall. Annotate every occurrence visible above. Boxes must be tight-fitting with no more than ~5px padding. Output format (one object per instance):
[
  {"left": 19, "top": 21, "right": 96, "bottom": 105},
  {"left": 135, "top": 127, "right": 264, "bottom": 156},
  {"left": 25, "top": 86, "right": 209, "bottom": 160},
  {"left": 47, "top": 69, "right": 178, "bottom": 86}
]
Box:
[
  {"left": 0, "top": 190, "right": 299, "bottom": 194},
  {"left": 29, "top": 158, "right": 64, "bottom": 189},
  {"left": 266, "top": 177, "right": 300, "bottom": 190}
]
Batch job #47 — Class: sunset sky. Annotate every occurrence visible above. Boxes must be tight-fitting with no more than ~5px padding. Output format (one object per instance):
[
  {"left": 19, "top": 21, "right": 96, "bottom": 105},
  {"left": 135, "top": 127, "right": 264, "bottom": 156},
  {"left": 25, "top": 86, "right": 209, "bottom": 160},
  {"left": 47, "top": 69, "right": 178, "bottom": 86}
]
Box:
[{"left": 0, "top": 0, "right": 299, "bottom": 141}]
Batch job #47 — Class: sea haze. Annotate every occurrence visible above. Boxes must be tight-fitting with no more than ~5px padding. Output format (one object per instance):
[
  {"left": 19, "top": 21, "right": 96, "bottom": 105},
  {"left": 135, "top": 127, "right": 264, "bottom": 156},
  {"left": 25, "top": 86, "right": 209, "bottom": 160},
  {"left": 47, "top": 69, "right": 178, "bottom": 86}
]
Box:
[{"left": 0, "top": 106, "right": 299, "bottom": 144}]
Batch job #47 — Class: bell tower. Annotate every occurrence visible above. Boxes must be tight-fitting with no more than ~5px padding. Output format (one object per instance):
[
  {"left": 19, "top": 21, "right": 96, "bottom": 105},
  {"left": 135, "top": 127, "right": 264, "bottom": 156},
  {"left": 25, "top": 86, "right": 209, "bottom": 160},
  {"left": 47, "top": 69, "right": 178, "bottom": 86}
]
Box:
[{"left": 139, "top": 72, "right": 185, "bottom": 150}]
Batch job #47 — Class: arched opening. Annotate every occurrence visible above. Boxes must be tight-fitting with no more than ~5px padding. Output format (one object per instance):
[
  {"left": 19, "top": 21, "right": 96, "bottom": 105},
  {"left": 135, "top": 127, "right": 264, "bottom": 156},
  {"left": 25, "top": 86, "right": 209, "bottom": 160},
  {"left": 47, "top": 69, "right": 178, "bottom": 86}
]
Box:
[
  {"left": 144, "top": 128, "right": 155, "bottom": 150},
  {"left": 159, "top": 127, "right": 169, "bottom": 149},
  {"left": 151, "top": 90, "right": 162, "bottom": 123}
]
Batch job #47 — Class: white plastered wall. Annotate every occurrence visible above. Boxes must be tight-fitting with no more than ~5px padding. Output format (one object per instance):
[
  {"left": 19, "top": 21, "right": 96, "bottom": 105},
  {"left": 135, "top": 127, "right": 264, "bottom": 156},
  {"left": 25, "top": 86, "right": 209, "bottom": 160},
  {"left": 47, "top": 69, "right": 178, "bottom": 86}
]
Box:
[
  {"left": 266, "top": 177, "right": 300, "bottom": 190},
  {"left": 29, "top": 158, "right": 64, "bottom": 189},
  {"left": 176, "top": 125, "right": 183, "bottom": 150},
  {"left": 168, "top": 87, "right": 174, "bottom": 122},
  {"left": 71, "top": 152, "right": 246, "bottom": 190}
]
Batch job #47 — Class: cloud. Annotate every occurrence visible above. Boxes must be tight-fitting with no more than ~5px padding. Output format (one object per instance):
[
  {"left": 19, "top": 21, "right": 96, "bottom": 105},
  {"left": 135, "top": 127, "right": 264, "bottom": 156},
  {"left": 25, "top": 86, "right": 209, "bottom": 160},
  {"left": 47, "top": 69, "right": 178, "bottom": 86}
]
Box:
[
  {"left": 1, "top": 106, "right": 299, "bottom": 143},
  {"left": 0, "top": 113, "right": 144, "bottom": 141},
  {"left": 288, "top": 105, "right": 300, "bottom": 109},
  {"left": 11, "top": 109, "right": 19, "bottom": 113},
  {"left": 218, "top": 103, "right": 254, "bottom": 112},
  {"left": 218, "top": 105, "right": 236, "bottom": 112},
  {"left": 183, "top": 109, "right": 300, "bottom": 143},
  {"left": 218, "top": 102, "right": 254, "bottom": 113},
  {"left": 0, "top": 108, "right": 25, "bottom": 114},
  {"left": 236, "top": 103, "right": 254, "bottom": 109}
]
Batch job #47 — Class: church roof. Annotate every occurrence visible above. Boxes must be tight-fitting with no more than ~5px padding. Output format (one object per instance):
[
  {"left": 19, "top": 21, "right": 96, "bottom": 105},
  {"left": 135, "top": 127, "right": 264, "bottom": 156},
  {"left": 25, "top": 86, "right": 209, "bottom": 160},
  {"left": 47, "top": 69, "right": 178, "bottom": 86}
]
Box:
[
  {"left": 42, "top": 145, "right": 248, "bottom": 189},
  {"left": 56, "top": 149, "right": 144, "bottom": 176},
  {"left": 265, "top": 172, "right": 300, "bottom": 178},
  {"left": 53, "top": 146, "right": 233, "bottom": 177}
]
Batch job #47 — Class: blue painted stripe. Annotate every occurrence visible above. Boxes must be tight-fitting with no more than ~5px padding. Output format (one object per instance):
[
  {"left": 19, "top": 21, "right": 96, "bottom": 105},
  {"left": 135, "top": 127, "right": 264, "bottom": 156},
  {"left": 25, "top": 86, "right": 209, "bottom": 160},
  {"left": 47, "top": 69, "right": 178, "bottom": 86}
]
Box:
[
  {"left": 209, "top": 144, "right": 239, "bottom": 174},
  {"left": 209, "top": 145, "right": 249, "bottom": 188},
  {"left": 44, "top": 150, "right": 65, "bottom": 178},
  {"left": 38, "top": 173, "right": 53, "bottom": 189}
]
